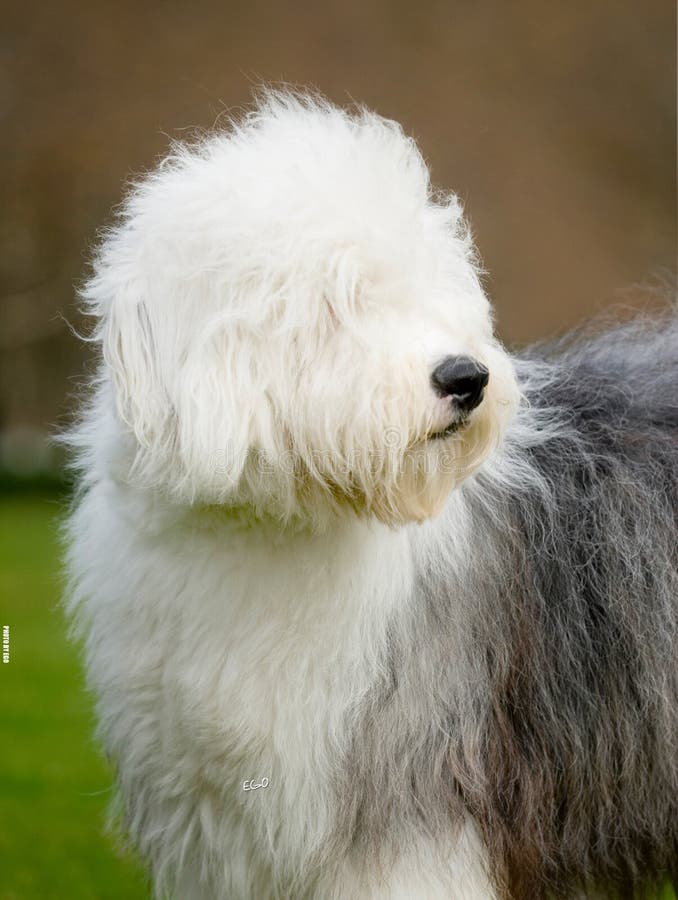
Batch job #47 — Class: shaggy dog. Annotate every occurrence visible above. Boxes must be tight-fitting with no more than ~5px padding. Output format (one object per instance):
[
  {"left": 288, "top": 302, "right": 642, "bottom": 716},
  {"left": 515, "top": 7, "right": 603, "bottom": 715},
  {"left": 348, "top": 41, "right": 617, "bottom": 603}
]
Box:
[{"left": 65, "top": 92, "right": 678, "bottom": 899}]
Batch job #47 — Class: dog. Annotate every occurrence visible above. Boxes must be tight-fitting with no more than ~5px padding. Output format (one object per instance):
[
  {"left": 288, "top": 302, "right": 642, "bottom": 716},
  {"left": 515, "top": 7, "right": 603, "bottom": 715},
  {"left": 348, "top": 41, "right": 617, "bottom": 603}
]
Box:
[{"left": 65, "top": 91, "right": 678, "bottom": 899}]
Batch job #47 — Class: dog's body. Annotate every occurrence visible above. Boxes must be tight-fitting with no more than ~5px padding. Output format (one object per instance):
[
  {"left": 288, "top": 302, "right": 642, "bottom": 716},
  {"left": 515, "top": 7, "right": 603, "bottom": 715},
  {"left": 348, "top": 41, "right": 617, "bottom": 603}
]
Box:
[{"left": 65, "top": 94, "right": 678, "bottom": 898}]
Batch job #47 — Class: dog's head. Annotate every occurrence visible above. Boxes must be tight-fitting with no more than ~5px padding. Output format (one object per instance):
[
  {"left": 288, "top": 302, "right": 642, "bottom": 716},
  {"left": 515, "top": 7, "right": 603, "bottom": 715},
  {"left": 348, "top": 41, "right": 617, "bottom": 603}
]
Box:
[{"left": 87, "top": 92, "right": 520, "bottom": 527}]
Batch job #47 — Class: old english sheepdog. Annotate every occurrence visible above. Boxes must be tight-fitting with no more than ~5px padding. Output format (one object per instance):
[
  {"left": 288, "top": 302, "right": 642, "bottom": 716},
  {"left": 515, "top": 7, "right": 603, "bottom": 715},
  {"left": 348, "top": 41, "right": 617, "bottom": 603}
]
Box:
[{"left": 65, "top": 92, "right": 678, "bottom": 899}]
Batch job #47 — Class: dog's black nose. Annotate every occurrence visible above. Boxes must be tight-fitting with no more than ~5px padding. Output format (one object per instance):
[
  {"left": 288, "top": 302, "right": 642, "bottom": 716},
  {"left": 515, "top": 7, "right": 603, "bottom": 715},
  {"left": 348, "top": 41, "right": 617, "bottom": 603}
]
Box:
[{"left": 431, "top": 356, "right": 489, "bottom": 412}]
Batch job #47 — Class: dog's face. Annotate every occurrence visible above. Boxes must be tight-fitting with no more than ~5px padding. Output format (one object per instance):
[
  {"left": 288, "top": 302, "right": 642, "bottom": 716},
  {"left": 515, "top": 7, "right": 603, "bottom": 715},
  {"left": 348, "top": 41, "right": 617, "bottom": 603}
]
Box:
[{"left": 90, "top": 94, "right": 520, "bottom": 527}]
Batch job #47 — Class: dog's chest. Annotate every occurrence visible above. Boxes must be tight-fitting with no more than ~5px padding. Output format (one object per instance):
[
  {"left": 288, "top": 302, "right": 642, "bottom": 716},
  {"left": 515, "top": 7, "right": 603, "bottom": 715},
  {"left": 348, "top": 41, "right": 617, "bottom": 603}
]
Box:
[{"left": 162, "top": 519, "right": 412, "bottom": 821}]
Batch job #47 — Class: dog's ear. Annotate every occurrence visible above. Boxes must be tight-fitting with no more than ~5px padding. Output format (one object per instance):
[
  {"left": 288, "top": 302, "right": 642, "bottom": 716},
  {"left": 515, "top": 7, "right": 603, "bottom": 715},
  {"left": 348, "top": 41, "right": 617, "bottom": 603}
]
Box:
[
  {"left": 103, "top": 285, "right": 171, "bottom": 453},
  {"left": 101, "top": 282, "right": 252, "bottom": 500}
]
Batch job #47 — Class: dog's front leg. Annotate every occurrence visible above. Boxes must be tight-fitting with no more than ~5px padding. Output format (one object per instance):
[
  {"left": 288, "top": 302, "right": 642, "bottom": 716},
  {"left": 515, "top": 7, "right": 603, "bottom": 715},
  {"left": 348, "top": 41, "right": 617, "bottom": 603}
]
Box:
[{"left": 317, "top": 823, "right": 497, "bottom": 900}]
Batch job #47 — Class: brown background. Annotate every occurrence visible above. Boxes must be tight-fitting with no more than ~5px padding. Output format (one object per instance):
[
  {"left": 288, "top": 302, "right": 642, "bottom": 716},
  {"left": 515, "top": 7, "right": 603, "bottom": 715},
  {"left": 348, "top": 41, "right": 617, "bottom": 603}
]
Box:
[{"left": 2, "top": 0, "right": 675, "bottom": 440}]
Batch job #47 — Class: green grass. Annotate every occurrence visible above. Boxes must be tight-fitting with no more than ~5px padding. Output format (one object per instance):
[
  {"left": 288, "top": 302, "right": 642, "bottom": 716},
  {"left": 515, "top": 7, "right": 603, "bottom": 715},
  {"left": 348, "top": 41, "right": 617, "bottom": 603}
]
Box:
[
  {"left": 1, "top": 494, "right": 675, "bottom": 899},
  {"left": 0, "top": 496, "right": 148, "bottom": 899}
]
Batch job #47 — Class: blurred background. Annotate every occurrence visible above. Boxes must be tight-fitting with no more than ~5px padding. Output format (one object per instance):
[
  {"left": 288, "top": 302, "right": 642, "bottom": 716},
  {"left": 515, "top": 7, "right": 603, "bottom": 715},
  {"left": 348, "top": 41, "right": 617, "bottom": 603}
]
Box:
[{"left": 1, "top": 1, "right": 675, "bottom": 897}]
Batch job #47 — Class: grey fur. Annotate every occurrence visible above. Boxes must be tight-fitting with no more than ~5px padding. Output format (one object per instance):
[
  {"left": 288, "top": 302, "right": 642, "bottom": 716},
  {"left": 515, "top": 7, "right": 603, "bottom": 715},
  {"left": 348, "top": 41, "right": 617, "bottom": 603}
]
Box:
[{"left": 336, "top": 314, "right": 678, "bottom": 898}]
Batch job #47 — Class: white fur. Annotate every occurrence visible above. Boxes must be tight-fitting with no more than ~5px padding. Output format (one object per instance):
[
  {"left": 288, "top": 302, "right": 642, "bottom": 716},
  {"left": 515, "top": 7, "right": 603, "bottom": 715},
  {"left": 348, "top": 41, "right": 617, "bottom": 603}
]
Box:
[{"left": 66, "top": 92, "right": 520, "bottom": 898}]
